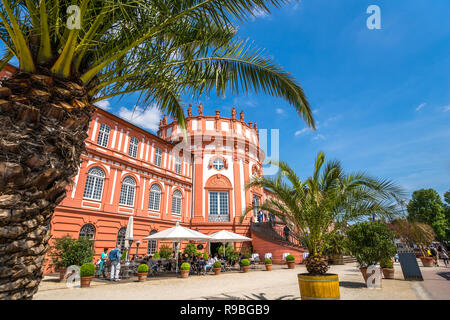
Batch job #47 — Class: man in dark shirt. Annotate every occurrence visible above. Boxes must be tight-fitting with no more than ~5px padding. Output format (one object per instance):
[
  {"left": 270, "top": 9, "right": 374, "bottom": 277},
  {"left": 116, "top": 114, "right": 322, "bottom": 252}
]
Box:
[{"left": 283, "top": 225, "right": 290, "bottom": 242}]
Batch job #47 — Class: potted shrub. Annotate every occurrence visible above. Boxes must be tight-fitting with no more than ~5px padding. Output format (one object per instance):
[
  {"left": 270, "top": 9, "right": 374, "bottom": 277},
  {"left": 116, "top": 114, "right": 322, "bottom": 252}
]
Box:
[
  {"left": 80, "top": 263, "right": 96, "bottom": 288},
  {"left": 243, "top": 152, "right": 402, "bottom": 300},
  {"left": 241, "top": 259, "right": 250, "bottom": 272},
  {"left": 137, "top": 264, "right": 149, "bottom": 282},
  {"left": 213, "top": 261, "right": 221, "bottom": 275},
  {"left": 286, "top": 255, "right": 296, "bottom": 269},
  {"left": 180, "top": 263, "right": 190, "bottom": 278},
  {"left": 380, "top": 258, "right": 395, "bottom": 279},
  {"left": 346, "top": 221, "right": 397, "bottom": 287},
  {"left": 265, "top": 258, "right": 273, "bottom": 271}
]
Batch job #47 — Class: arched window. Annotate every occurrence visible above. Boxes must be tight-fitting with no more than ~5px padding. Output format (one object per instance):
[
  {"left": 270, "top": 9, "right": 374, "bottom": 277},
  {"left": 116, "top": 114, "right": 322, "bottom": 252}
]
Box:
[
  {"left": 119, "top": 176, "right": 136, "bottom": 206},
  {"left": 172, "top": 190, "right": 182, "bottom": 215},
  {"left": 79, "top": 224, "right": 96, "bottom": 240},
  {"left": 116, "top": 227, "right": 127, "bottom": 252},
  {"left": 212, "top": 158, "right": 224, "bottom": 170},
  {"left": 83, "top": 167, "right": 105, "bottom": 200},
  {"left": 147, "top": 229, "right": 158, "bottom": 255},
  {"left": 148, "top": 184, "right": 161, "bottom": 211},
  {"left": 97, "top": 123, "right": 110, "bottom": 147}
]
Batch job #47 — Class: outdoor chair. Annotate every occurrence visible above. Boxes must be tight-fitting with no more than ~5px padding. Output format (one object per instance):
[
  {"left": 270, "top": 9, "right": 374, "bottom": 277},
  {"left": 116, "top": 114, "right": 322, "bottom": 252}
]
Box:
[{"left": 250, "top": 253, "right": 262, "bottom": 269}]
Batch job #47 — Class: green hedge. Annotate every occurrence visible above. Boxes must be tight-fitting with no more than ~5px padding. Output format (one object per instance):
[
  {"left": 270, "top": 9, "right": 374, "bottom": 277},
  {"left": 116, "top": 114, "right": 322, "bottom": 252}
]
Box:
[
  {"left": 137, "top": 264, "right": 149, "bottom": 273},
  {"left": 286, "top": 254, "right": 295, "bottom": 261}
]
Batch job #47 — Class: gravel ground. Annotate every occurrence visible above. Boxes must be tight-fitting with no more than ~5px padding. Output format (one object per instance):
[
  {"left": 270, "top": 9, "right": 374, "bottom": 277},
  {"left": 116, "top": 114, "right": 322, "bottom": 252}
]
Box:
[{"left": 33, "top": 262, "right": 449, "bottom": 300}]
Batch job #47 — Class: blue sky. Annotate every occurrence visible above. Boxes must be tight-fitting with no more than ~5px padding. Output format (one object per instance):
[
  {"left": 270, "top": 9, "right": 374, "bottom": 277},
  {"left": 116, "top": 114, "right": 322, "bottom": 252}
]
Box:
[{"left": 4, "top": 1, "right": 450, "bottom": 199}]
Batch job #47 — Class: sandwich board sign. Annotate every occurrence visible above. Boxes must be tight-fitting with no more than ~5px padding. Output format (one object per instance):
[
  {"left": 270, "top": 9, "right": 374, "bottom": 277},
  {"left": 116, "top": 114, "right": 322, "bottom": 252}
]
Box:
[{"left": 397, "top": 247, "right": 423, "bottom": 281}]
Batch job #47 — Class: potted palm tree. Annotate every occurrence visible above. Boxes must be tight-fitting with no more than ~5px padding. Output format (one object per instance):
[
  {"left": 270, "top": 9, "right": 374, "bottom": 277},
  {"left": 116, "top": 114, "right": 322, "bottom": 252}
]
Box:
[
  {"left": 241, "top": 259, "right": 250, "bottom": 273},
  {"left": 323, "top": 232, "right": 348, "bottom": 265},
  {"left": 243, "top": 152, "right": 403, "bottom": 300},
  {"left": 80, "top": 263, "right": 96, "bottom": 288},
  {"left": 180, "top": 263, "right": 190, "bottom": 278},
  {"left": 265, "top": 259, "right": 273, "bottom": 271},
  {"left": 137, "top": 264, "right": 149, "bottom": 282},
  {"left": 0, "top": 0, "right": 315, "bottom": 300},
  {"left": 286, "top": 255, "right": 296, "bottom": 269},
  {"left": 213, "top": 261, "right": 222, "bottom": 275}
]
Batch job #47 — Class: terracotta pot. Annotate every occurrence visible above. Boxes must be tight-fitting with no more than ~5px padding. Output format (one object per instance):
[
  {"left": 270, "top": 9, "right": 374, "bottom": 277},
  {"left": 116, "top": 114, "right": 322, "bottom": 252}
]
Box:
[
  {"left": 420, "top": 257, "right": 434, "bottom": 267},
  {"left": 265, "top": 264, "right": 273, "bottom": 271},
  {"left": 58, "top": 267, "right": 67, "bottom": 282},
  {"left": 360, "top": 267, "right": 382, "bottom": 287},
  {"left": 242, "top": 266, "right": 250, "bottom": 273},
  {"left": 80, "top": 276, "right": 93, "bottom": 288},
  {"left": 180, "top": 270, "right": 189, "bottom": 278},
  {"left": 287, "top": 261, "right": 295, "bottom": 269},
  {"left": 137, "top": 272, "right": 147, "bottom": 282},
  {"left": 382, "top": 268, "right": 395, "bottom": 279},
  {"left": 213, "top": 267, "right": 221, "bottom": 275}
]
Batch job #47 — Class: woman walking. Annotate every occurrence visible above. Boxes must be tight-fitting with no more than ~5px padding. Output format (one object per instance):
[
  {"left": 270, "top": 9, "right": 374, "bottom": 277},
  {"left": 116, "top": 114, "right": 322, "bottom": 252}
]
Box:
[{"left": 97, "top": 248, "right": 108, "bottom": 278}]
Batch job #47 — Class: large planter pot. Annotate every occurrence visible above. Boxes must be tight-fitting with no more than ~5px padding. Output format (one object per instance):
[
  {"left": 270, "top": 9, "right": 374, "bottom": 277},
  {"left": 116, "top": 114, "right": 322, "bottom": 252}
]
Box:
[
  {"left": 420, "top": 257, "right": 434, "bottom": 267},
  {"left": 298, "top": 273, "right": 340, "bottom": 300},
  {"left": 80, "top": 276, "right": 93, "bottom": 288},
  {"left": 360, "top": 267, "right": 382, "bottom": 287},
  {"left": 242, "top": 266, "right": 250, "bottom": 273},
  {"left": 137, "top": 272, "right": 148, "bottom": 282},
  {"left": 265, "top": 264, "right": 273, "bottom": 271},
  {"left": 287, "top": 261, "right": 295, "bottom": 269},
  {"left": 180, "top": 270, "right": 189, "bottom": 278},
  {"left": 330, "top": 255, "right": 345, "bottom": 265},
  {"left": 58, "top": 267, "right": 67, "bottom": 282},
  {"left": 382, "top": 268, "right": 395, "bottom": 279},
  {"left": 213, "top": 267, "right": 221, "bottom": 275}
]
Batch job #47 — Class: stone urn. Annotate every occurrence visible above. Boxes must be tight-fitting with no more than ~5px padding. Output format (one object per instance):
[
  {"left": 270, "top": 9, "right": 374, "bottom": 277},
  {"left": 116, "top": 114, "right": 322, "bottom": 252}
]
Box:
[
  {"left": 265, "top": 264, "right": 273, "bottom": 271},
  {"left": 287, "top": 261, "right": 295, "bottom": 269},
  {"left": 213, "top": 267, "right": 221, "bottom": 275},
  {"left": 137, "top": 272, "right": 148, "bottom": 282},
  {"left": 80, "top": 276, "right": 93, "bottom": 288}
]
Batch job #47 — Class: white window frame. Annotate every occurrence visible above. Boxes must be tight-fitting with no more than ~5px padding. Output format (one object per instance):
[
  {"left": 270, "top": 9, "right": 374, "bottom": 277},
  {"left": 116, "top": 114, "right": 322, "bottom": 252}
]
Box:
[
  {"left": 148, "top": 184, "right": 161, "bottom": 211},
  {"left": 128, "top": 136, "right": 139, "bottom": 158},
  {"left": 83, "top": 167, "right": 105, "bottom": 201},
  {"left": 175, "top": 157, "right": 182, "bottom": 174},
  {"left": 154, "top": 148, "right": 162, "bottom": 167},
  {"left": 209, "top": 191, "right": 229, "bottom": 216},
  {"left": 172, "top": 190, "right": 182, "bottom": 215},
  {"left": 119, "top": 176, "right": 136, "bottom": 206},
  {"left": 212, "top": 158, "right": 224, "bottom": 170},
  {"left": 97, "top": 123, "right": 110, "bottom": 147}
]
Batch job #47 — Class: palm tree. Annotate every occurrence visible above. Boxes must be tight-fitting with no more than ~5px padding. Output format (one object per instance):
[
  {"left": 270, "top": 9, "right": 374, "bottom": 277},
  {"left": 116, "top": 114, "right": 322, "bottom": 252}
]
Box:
[
  {"left": 243, "top": 152, "right": 404, "bottom": 274},
  {"left": 0, "top": 0, "right": 315, "bottom": 299}
]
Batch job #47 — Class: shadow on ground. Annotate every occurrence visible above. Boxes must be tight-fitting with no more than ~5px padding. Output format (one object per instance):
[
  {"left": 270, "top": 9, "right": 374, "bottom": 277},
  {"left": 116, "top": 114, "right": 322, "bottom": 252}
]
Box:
[
  {"left": 202, "top": 293, "right": 300, "bottom": 300},
  {"left": 339, "top": 281, "right": 365, "bottom": 288},
  {"left": 436, "top": 272, "right": 450, "bottom": 281}
]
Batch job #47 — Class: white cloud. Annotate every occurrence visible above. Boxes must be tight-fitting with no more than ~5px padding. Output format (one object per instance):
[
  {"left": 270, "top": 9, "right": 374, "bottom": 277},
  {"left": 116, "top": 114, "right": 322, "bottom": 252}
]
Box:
[
  {"left": 117, "top": 105, "right": 162, "bottom": 132},
  {"left": 313, "top": 134, "right": 326, "bottom": 140},
  {"left": 443, "top": 105, "right": 450, "bottom": 112},
  {"left": 94, "top": 100, "right": 111, "bottom": 111},
  {"left": 415, "top": 102, "right": 426, "bottom": 112},
  {"left": 276, "top": 108, "right": 284, "bottom": 114},
  {"left": 295, "top": 128, "right": 309, "bottom": 136},
  {"left": 251, "top": 8, "right": 269, "bottom": 19}
]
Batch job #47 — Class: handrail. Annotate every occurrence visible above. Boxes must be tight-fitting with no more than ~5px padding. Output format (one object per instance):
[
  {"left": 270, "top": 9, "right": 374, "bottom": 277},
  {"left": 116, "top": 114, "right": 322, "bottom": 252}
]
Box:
[{"left": 250, "top": 220, "right": 305, "bottom": 249}]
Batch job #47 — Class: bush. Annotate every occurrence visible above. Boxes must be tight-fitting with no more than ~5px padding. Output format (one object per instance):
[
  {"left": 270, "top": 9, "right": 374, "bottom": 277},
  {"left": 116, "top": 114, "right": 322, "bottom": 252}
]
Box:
[
  {"left": 323, "top": 232, "right": 348, "bottom": 256},
  {"left": 346, "top": 221, "right": 397, "bottom": 268},
  {"left": 265, "top": 258, "right": 272, "bottom": 265},
  {"left": 184, "top": 243, "right": 197, "bottom": 256},
  {"left": 213, "top": 261, "right": 222, "bottom": 268},
  {"left": 240, "top": 244, "right": 253, "bottom": 258},
  {"left": 180, "top": 262, "right": 190, "bottom": 271},
  {"left": 241, "top": 259, "right": 250, "bottom": 266},
  {"left": 137, "top": 264, "right": 149, "bottom": 273},
  {"left": 218, "top": 244, "right": 237, "bottom": 260},
  {"left": 380, "top": 258, "right": 394, "bottom": 268},
  {"left": 195, "top": 251, "right": 202, "bottom": 256},
  {"left": 159, "top": 245, "right": 173, "bottom": 259},
  {"left": 49, "top": 234, "right": 93, "bottom": 268},
  {"left": 153, "top": 252, "right": 160, "bottom": 259},
  {"left": 286, "top": 254, "right": 295, "bottom": 262},
  {"left": 203, "top": 252, "right": 209, "bottom": 260},
  {"left": 80, "top": 263, "right": 95, "bottom": 277}
]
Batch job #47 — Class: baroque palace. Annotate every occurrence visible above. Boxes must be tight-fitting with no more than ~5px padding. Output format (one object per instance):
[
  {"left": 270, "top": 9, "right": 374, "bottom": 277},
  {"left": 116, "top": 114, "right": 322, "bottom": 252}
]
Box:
[{"left": 1, "top": 64, "right": 306, "bottom": 266}]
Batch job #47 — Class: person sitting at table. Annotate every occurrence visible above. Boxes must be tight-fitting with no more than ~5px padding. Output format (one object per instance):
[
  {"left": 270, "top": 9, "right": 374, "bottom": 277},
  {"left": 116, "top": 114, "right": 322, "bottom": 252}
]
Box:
[
  {"left": 212, "top": 253, "right": 219, "bottom": 263},
  {"left": 147, "top": 255, "right": 158, "bottom": 274},
  {"left": 204, "top": 257, "right": 215, "bottom": 273}
]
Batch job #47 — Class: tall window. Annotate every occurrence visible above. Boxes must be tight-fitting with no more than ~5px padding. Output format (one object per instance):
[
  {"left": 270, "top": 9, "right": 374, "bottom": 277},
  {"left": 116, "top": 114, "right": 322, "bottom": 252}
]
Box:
[
  {"left": 148, "top": 184, "right": 161, "bottom": 211},
  {"left": 154, "top": 147, "right": 162, "bottom": 167},
  {"left": 212, "top": 158, "right": 224, "bottom": 170},
  {"left": 116, "top": 227, "right": 127, "bottom": 252},
  {"left": 83, "top": 167, "right": 105, "bottom": 200},
  {"left": 252, "top": 195, "right": 261, "bottom": 219},
  {"left": 119, "top": 176, "right": 136, "bottom": 206},
  {"left": 147, "top": 230, "right": 158, "bottom": 255},
  {"left": 175, "top": 157, "right": 182, "bottom": 174},
  {"left": 128, "top": 136, "right": 139, "bottom": 158},
  {"left": 172, "top": 190, "right": 182, "bottom": 215},
  {"left": 97, "top": 123, "right": 110, "bottom": 147},
  {"left": 79, "top": 224, "right": 96, "bottom": 240},
  {"left": 209, "top": 191, "right": 229, "bottom": 216}
]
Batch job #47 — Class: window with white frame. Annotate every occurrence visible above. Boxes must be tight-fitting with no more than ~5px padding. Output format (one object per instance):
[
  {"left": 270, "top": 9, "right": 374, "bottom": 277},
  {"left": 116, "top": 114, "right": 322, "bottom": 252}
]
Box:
[
  {"left": 175, "top": 157, "right": 182, "bottom": 174},
  {"left": 154, "top": 147, "right": 162, "bottom": 167},
  {"left": 212, "top": 158, "right": 224, "bottom": 170},
  {"left": 79, "top": 224, "right": 96, "bottom": 240},
  {"left": 128, "top": 136, "right": 139, "bottom": 158},
  {"left": 83, "top": 167, "right": 105, "bottom": 200},
  {"left": 119, "top": 176, "right": 136, "bottom": 206},
  {"left": 172, "top": 190, "right": 182, "bottom": 215},
  {"left": 209, "top": 191, "right": 229, "bottom": 216},
  {"left": 148, "top": 184, "right": 161, "bottom": 211},
  {"left": 147, "top": 230, "right": 158, "bottom": 255},
  {"left": 97, "top": 123, "right": 110, "bottom": 147}
]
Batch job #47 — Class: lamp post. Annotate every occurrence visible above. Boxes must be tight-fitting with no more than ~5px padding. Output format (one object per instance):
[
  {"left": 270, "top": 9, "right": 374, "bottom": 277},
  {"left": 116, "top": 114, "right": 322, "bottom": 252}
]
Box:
[{"left": 135, "top": 241, "right": 141, "bottom": 259}]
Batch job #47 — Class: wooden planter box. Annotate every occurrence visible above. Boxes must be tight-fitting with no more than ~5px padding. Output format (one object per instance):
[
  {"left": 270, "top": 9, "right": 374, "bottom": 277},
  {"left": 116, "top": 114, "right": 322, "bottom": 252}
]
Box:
[{"left": 298, "top": 273, "right": 340, "bottom": 300}]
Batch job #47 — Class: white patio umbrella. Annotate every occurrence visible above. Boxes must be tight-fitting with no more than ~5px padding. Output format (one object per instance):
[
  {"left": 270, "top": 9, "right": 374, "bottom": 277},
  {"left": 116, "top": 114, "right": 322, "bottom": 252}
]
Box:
[
  {"left": 208, "top": 230, "right": 252, "bottom": 258},
  {"left": 143, "top": 222, "right": 211, "bottom": 273},
  {"left": 124, "top": 215, "right": 137, "bottom": 261}
]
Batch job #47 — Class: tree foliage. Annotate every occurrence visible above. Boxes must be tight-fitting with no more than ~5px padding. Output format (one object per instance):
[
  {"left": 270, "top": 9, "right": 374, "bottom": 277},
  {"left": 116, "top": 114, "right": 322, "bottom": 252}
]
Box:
[
  {"left": 49, "top": 234, "right": 93, "bottom": 268},
  {"left": 389, "top": 218, "right": 435, "bottom": 256}
]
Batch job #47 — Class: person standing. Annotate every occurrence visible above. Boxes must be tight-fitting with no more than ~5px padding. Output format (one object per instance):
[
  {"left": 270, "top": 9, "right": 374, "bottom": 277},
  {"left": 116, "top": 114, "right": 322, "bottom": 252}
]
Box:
[
  {"left": 108, "top": 246, "right": 121, "bottom": 282},
  {"left": 283, "top": 225, "right": 290, "bottom": 242},
  {"left": 96, "top": 248, "right": 108, "bottom": 278},
  {"left": 438, "top": 246, "right": 449, "bottom": 267}
]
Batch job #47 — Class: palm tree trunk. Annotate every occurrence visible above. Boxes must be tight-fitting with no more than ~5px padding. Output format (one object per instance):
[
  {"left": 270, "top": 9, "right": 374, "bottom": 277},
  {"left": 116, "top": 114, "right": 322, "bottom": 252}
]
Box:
[{"left": 0, "top": 70, "right": 93, "bottom": 299}]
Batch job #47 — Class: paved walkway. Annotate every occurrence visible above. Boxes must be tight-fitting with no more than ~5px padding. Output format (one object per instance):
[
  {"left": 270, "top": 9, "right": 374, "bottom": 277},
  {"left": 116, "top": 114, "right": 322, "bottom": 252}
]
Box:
[{"left": 33, "top": 262, "right": 450, "bottom": 300}]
